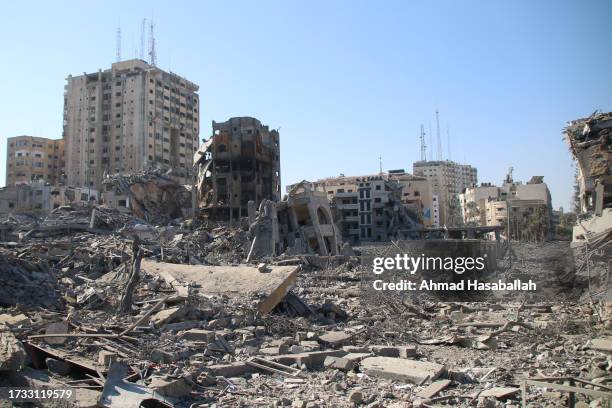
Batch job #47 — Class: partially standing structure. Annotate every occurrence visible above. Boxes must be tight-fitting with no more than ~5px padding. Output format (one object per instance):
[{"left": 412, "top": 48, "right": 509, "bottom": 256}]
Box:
[
  {"left": 63, "top": 59, "right": 199, "bottom": 191},
  {"left": 194, "top": 117, "right": 281, "bottom": 223}
]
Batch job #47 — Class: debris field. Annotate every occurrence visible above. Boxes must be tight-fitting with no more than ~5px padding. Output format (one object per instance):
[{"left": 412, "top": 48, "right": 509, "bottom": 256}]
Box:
[{"left": 0, "top": 202, "right": 610, "bottom": 408}]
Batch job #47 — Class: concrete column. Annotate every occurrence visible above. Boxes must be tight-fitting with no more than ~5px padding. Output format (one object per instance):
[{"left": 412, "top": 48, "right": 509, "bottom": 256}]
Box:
[
  {"left": 307, "top": 203, "right": 328, "bottom": 256},
  {"left": 248, "top": 200, "right": 256, "bottom": 225}
]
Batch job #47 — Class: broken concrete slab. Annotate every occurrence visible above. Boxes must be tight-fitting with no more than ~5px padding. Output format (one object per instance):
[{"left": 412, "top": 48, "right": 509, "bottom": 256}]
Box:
[
  {"left": 416, "top": 379, "right": 451, "bottom": 399},
  {"left": 479, "top": 386, "right": 520, "bottom": 398},
  {"left": 0, "top": 313, "right": 29, "bottom": 327},
  {"left": 142, "top": 260, "right": 300, "bottom": 314},
  {"left": 149, "top": 375, "right": 194, "bottom": 398},
  {"left": 181, "top": 329, "right": 217, "bottom": 342},
  {"left": 273, "top": 350, "right": 347, "bottom": 369},
  {"left": 207, "top": 361, "right": 253, "bottom": 377},
  {"left": 370, "top": 345, "right": 417, "bottom": 358},
  {"left": 151, "top": 305, "right": 189, "bottom": 326},
  {"left": 0, "top": 324, "right": 26, "bottom": 371},
  {"left": 324, "top": 356, "right": 355, "bottom": 371},
  {"left": 318, "top": 331, "right": 352, "bottom": 347},
  {"left": 360, "top": 357, "right": 445, "bottom": 384},
  {"left": 590, "top": 338, "right": 612, "bottom": 353}
]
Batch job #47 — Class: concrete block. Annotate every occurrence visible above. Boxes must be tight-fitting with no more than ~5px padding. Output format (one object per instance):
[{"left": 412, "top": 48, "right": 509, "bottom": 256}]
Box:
[
  {"left": 181, "top": 329, "right": 217, "bottom": 342},
  {"left": 318, "top": 331, "right": 352, "bottom": 347},
  {"left": 98, "top": 350, "right": 117, "bottom": 367},
  {"left": 360, "top": 357, "right": 445, "bottom": 384}
]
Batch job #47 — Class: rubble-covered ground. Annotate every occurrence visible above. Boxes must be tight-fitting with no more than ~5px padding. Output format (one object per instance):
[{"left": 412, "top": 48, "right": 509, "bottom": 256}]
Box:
[{"left": 0, "top": 206, "right": 611, "bottom": 407}]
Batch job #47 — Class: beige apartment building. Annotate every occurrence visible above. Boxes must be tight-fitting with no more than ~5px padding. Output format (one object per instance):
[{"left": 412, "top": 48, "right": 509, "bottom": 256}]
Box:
[
  {"left": 413, "top": 160, "right": 477, "bottom": 226},
  {"left": 386, "top": 169, "right": 436, "bottom": 227},
  {"left": 5, "top": 136, "right": 64, "bottom": 186},
  {"left": 63, "top": 59, "right": 199, "bottom": 191},
  {"left": 460, "top": 173, "right": 553, "bottom": 240}
]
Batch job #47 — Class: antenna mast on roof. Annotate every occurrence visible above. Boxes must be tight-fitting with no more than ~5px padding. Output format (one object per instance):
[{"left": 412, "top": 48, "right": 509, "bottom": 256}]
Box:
[
  {"left": 116, "top": 22, "right": 122, "bottom": 62},
  {"left": 140, "top": 18, "right": 147, "bottom": 60},
  {"left": 447, "top": 123, "right": 451, "bottom": 161},
  {"left": 148, "top": 19, "right": 157, "bottom": 66},
  {"left": 420, "top": 124, "right": 427, "bottom": 161},
  {"left": 436, "top": 108, "right": 442, "bottom": 160}
]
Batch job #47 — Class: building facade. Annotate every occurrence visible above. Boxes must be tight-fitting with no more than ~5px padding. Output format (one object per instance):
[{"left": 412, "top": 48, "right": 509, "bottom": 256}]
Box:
[
  {"left": 387, "top": 169, "right": 436, "bottom": 227},
  {"left": 413, "top": 160, "right": 477, "bottom": 227},
  {"left": 460, "top": 173, "right": 553, "bottom": 240},
  {"left": 6, "top": 136, "right": 64, "bottom": 186},
  {"left": 0, "top": 182, "right": 97, "bottom": 215},
  {"left": 194, "top": 117, "right": 281, "bottom": 222},
  {"left": 290, "top": 172, "right": 425, "bottom": 244},
  {"left": 63, "top": 59, "right": 199, "bottom": 191}
]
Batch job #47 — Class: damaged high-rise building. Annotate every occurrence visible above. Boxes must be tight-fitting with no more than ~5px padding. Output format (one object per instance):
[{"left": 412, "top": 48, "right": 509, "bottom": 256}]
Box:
[
  {"left": 194, "top": 117, "right": 281, "bottom": 222},
  {"left": 63, "top": 59, "right": 200, "bottom": 191}
]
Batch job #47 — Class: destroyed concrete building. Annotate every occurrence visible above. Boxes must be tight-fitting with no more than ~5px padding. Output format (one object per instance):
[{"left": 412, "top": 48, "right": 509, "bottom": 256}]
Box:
[
  {"left": 248, "top": 181, "right": 342, "bottom": 258},
  {"left": 194, "top": 117, "right": 281, "bottom": 223},
  {"left": 0, "top": 182, "right": 98, "bottom": 215},
  {"left": 102, "top": 169, "right": 193, "bottom": 224},
  {"left": 288, "top": 174, "right": 423, "bottom": 244},
  {"left": 565, "top": 111, "right": 612, "bottom": 245},
  {"left": 564, "top": 111, "right": 611, "bottom": 303}
]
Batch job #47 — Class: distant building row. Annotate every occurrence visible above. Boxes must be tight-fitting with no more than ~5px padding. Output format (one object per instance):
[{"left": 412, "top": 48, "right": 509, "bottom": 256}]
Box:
[{"left": 459, "top": 169, "right": 553, "bottom": 240}]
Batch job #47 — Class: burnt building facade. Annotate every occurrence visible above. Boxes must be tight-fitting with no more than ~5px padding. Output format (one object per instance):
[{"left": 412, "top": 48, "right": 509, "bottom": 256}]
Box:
[{"left": 195, "top": 117, "right": 281, "bottom": 222}]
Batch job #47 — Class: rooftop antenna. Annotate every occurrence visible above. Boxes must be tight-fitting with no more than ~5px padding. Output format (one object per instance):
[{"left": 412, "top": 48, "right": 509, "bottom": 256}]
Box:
[
  {"left": 446, "top": 123, "right": 451, "bottom": 161},
  {"left": 148, "top": 19, "right": 157, "bottom": 66},
  {"left": 116, "top": 21, "right": 122, "bottom": 62},
  {"left": 420, "top": 124, "right": 427, "bottom": 161},
  {"left": 140, "top": 18, "right": 147, "bottom": 60},
  {"left": 436, "top": 108, "right": 442, "bottom": 160},
  {"left": 428, "top": 122, "right": 433, "bottom": 161}
]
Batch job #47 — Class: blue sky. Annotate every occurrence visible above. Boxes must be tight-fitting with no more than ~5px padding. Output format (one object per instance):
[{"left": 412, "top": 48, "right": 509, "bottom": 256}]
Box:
[{"left": 1, "top": 1, "right": 610, "bottom": 210}]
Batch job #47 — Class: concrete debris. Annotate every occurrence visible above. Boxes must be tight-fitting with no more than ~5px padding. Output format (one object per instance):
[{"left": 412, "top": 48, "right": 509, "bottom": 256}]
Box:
[
  {"left": 0, "top": 168, "right": 608, "bottom": 407},
  {"left": 142, "top": 259, "right": 300, "bottom": 314},
  {"left": 590, "top": 338, "right": 612, "bottom": 353},
  {"left": 416, "top": 378, "right": 451, "bottom": 399},
  {"left": 0, "top": 324, "right": 26, "bottom": 371},
  {"left": 360, "top": 356, "right": 446, "bottom": 384},
  {"left": 102, "top": 169, "right": 193, "bottom": 225}
]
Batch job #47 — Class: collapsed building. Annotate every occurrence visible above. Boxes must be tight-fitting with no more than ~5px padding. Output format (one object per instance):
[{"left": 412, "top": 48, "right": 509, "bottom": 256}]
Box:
[
  {"left": 564, "top": 111, "right": 611, "bottom": 303},
  {"left": 288, "top": 174, "right": 424, "bottom": 244},
  {"left": 194, "top": 117, "right": 281, "bottom": 223},
  {"left": 565, "top": 111, "right": 612, "bottom": 244},
  {"left": 247, "top": 181, "right": 343, "bottom": 258},
  {"left": 102, "top": 169, "right": 193, "bottom": 224}
]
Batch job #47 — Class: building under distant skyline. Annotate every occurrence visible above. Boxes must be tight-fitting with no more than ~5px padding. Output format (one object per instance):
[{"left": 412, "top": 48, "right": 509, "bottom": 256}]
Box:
[
  {"left": 413, "top": 160, "right": 477, "bottom": 226},
  {"left": 5, "top": 136, "right": 64, "bottom": 186}
]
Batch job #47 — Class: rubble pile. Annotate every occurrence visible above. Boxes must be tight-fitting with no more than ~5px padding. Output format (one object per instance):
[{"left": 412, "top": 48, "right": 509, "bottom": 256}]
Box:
[
  {"left": 0, "top": 183, "right": 610, "bottom": 407},
  {"left": 103, "top": 169, "right": 193, "bottom": 225}
]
